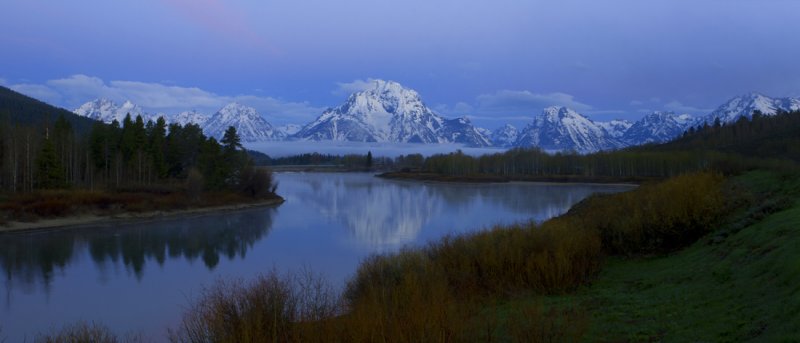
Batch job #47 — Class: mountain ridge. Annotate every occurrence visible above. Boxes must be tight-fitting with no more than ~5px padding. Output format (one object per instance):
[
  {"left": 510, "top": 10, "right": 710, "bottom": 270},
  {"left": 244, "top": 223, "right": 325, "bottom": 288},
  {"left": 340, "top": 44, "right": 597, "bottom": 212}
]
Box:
[{"left": 69, "top": 87, "right": 800, "bottom": 153}]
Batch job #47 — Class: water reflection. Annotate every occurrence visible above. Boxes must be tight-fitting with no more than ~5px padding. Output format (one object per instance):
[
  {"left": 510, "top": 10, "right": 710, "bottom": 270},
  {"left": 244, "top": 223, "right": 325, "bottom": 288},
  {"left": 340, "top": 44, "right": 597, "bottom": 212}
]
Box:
[
  {"left": 0, "top": 173, "right": 634, "bottom": 342},
  {"left": 0, "top": 208, "right": 275, "bottom": 292},
  {"left": 281, "top": 173, "right": 629, "bottom": 248}
]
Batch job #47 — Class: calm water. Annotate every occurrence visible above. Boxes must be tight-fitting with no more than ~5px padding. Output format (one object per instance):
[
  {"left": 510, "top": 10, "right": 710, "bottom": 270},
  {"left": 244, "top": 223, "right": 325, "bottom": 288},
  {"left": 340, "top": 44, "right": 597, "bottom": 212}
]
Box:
[{"left": 0, "top": 173, "right": 633, "bottom": 341}]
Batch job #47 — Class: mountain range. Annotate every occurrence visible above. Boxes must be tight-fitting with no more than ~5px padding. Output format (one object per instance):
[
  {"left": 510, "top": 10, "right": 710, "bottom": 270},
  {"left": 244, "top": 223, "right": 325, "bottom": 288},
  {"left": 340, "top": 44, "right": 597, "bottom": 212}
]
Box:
[{"left": 72, "top": 82, "right": 800, "bottom": 153}]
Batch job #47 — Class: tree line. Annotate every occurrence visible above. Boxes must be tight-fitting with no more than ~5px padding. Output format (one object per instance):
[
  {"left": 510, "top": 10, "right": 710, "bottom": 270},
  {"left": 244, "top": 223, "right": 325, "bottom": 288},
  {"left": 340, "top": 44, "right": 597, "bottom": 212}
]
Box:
[
  {"left": 418, "top": 109, "right": 800, "bottom": 178},
  {"left": 0, "top": 112, "right": 274, "bottom": 197}
]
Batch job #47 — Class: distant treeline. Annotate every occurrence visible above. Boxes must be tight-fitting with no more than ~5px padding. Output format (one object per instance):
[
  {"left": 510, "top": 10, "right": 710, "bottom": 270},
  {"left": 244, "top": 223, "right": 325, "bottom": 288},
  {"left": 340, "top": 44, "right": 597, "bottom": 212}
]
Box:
[
  {"left": 419, "top": 109, "right": 800, "bottom": 178},
  {"left": 253, "top": 151, "right": 427, "bottom": 170}
]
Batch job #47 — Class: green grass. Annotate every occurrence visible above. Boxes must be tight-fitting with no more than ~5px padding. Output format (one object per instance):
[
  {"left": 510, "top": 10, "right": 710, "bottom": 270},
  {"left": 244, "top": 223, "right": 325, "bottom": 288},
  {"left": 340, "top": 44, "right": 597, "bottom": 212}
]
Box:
[{"left": 522, "top": 171, "right": 800, "bottom": 342}]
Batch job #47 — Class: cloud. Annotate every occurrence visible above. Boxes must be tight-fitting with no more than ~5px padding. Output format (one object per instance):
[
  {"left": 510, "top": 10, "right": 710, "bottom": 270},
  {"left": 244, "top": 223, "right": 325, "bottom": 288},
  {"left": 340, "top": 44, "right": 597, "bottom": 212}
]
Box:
[
  {"left": 663, "top": 100, "right": 712, "bottom": 114},
  {"left": 8, "top": 74, "right": 323, "bottom": 125},
  {"left": 0, "top": 78, "right": 6, "bottom": 85},
  {"left": 476, "top": 90, "right": 593, "bottom": 114},
  {"left": 434, "top": 102, "right": 474, "bottom": 115},
  {"left": 333, "top": 78, "right": 377, "bottom": 96},
  {"left": 629, "top": 100, "right": 644, "bottom": 106}
]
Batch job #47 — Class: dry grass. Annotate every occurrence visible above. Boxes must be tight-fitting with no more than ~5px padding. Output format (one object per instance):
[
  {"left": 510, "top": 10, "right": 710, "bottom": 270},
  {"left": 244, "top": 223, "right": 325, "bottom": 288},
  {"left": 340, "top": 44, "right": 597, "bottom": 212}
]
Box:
[
  {"left": 168, "top": 269, "right": 340, "bottom": 343},
  {"left": 568, "top": 171, "right": 726, "bottom": 255},
  {"left": 0, "top": 187, "right": 281, "bottom": 223}
]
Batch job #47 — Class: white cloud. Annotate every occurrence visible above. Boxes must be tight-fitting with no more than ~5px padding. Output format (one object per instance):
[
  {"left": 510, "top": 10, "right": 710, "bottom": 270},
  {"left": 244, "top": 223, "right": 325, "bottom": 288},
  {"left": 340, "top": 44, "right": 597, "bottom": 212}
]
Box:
[
  {"left": 333, "top": 78, "right": 377, "bottom": 96},
  {"left": 434, "top": 101, "right": 474, "bottom": 115},
  {"left": 8, "top": 74, "right": 324, "bottom": 125},
  {"left": 476, "top": 90, "right": 593, "bottom": 113},
  {"left": 663, "top": 100, "right": 711, "bottom": 114}
]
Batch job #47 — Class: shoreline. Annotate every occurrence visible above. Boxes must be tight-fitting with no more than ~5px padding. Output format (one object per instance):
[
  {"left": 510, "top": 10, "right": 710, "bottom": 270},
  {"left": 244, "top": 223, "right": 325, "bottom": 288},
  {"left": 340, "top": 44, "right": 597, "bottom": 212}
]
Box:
[
  {"left": 0, "top": 197, "right": 285, "bottom": 234},
  {"left": 376, "top": 171, "right": 648, "bottom": 185}
]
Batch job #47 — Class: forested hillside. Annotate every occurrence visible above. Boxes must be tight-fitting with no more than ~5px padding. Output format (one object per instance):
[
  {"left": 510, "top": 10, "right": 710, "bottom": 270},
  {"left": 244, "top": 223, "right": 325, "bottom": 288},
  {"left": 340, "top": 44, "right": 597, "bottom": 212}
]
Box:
[
  {"left": 0, "top": 87, "right": 277, "bottom": 223},
  {"left": 0, "top": 86, "right": 96, "bottom": 133}
]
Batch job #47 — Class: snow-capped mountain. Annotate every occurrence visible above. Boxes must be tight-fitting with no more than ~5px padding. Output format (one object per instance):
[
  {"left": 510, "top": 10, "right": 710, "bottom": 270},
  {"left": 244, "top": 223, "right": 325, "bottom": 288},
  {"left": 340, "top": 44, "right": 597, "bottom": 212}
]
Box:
[
  {"left": 490, "top": 124, "right": 519, "bottom": 147},
  {"left": 622, "top": 111, "right": 693, "bottom": 145},
  {"left": 439, "top": 117, "right": 492, "bottom": 147},
  {"left": 294, "top": 79, "right": 490, "bottom": 147},
  {"left": 515, "top": 106, "right": 622, "bottom": 153},
  {"left": 597, "top": 119, "right": 632, "bottom": 139},
  {"left": 202, "top": 103, "right": 279, "bottom": 142},
  {"left": 74, "top": 99, "right": 161, "bottom": 124},
  {"left": 173, "top": 110, "right": 209, "bottom": 127},
  {"left": 703, "top": 92, "right": 800, "bottom": 124},
  {"left": 277, "top": 124, "right": 301, "bottom": 136}
]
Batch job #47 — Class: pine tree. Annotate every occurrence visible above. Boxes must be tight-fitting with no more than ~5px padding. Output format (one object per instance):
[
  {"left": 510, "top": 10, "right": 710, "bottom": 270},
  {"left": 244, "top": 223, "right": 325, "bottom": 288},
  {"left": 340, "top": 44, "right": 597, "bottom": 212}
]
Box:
[
  {"left": 221, "top": 126, "right": 242, "bottom": 153},
  {"left": 148, "top": 117, "right": 168, "bottom": 179},
  {"left": 36, "top": 134, "right": 65, "bottom": 189}
]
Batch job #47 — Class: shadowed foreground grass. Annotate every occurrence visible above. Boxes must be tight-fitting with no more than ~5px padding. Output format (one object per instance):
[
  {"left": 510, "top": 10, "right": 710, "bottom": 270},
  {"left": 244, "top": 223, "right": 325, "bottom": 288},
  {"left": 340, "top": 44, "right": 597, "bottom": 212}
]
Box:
[{"left": 544, "top": 171, "right": 800, "bottom": 342}]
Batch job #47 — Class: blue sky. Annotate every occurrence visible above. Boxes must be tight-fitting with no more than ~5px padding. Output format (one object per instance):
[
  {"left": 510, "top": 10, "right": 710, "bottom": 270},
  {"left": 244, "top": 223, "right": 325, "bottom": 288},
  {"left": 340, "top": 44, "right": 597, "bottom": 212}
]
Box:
[{"left": 2, "top": 0, "right": 799, "bottom": 129}]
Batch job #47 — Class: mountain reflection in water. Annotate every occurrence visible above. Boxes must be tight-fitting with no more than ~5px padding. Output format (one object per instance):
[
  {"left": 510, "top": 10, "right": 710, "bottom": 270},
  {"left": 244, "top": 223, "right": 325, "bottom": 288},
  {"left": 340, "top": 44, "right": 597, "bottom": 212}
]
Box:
[{"left": 281, "top": 173, "right": 627, "bottom": 249}]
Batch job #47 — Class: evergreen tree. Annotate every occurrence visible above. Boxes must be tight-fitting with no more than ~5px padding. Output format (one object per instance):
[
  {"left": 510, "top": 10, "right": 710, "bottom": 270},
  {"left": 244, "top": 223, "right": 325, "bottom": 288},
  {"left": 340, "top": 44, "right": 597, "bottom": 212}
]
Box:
[
  {"left": 36, "top": 135, "right": 65, "bottom": 189},
  {"left": 198, "top": 137, "right": 225, "bottom": 190},
  {"left": 220, "top": 126, "right": 246, "bottom": 187},
  {"left": 148, "top": 117, "right": 168, "bottom": 178},
  {"left": 120, "top": 113, "right": 136, "bottom": 161},
  {"left": 366, "top": 151, "right": 373, "bottom": 169},
  {"left": 221, "top": 126, "right": 242, "bottom": 153}
]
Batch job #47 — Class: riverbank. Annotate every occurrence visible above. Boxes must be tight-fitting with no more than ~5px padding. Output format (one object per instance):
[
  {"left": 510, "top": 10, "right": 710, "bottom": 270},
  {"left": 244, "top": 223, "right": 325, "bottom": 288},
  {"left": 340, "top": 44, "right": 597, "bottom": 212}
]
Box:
[
  {"left": 499, "top": 170, "right": 800, "bottom": 341},
  {"left": 377, "top": 171, "right": 652, "bottom": 184},
  {"left": 0, "top": 189, "right": 284, "bottom": 233}
]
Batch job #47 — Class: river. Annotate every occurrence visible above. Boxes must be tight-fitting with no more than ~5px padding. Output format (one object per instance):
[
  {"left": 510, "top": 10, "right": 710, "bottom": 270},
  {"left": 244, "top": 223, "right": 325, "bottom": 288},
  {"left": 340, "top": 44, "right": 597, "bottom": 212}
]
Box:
[{"left": 0, "top": 172, "right": 633, "bottom": 341}]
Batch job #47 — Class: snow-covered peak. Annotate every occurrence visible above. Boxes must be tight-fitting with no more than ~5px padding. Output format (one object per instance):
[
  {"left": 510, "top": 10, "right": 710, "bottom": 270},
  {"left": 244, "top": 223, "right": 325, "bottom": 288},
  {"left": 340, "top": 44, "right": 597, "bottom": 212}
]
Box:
[
  {"left": 216, "top": 102, "right": 260, "bottom": 120},
  {"left": 296, "top": 80, "right": 490, "bottom": 146},
  {"left": 173, "top": 110, "right": 209, "bottom": 126},
  {"left": 705, "top": 93, "right": 800, "bottom": 124},
  {"left": 360, "top": 79, "right": 420, "bottom": 101},
  {"left": 202, "top": 103, "right": 277, "bottom": 142},
  {"left": 490, "top": 124, "right": 519, "bottom": 147},
  {"left": 277, "top": 124, "right": 301, "bottom": 135},
  {"left": 596, "top": 119, "right": 633, "bottom": 139},
  {"left": 622, "top": 111, "right": 694, "bottom": 145},
  {"left": 516, "top": 107, "right": 622, "bottom": 153},
  {"left": 74, "top": 98, "right": 151, "bottom": 123},
  {"left": 337, "top": 79, "right": 429, "bottom": 130}
]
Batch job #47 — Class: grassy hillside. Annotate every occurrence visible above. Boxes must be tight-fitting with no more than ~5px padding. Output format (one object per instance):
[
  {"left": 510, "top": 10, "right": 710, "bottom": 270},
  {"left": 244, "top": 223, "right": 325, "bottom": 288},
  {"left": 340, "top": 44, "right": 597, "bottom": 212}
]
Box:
[{"left": 489, "top": 170, "right": 800, "bottom": 342}]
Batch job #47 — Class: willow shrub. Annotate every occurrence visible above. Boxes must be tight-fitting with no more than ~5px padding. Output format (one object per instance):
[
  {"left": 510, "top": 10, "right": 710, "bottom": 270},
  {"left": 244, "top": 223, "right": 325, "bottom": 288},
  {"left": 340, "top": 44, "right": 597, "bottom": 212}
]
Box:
[
  {"left": 168, "top": 269, "right": 340, "bottom": 343},
  {"left": 568, "top": 171, "right": 726, "bottom": 255},
  {"left": 346, "top": 222, "right": 603, "bottom": 307}
]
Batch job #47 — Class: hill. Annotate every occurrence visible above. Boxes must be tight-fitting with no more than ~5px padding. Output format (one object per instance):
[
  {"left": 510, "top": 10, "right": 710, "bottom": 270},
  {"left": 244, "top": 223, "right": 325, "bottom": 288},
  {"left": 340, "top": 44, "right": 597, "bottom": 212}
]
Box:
[
  {"left": 644, "top": 109, "right": 800, "bottom": 162},
  {"left": 0, "top": 86, "right": 97, "bottom": 133}
]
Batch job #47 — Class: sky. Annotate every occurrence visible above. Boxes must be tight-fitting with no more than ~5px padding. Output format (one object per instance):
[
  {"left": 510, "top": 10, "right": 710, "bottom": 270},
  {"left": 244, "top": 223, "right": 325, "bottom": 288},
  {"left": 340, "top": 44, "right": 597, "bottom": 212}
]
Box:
[{"left": 1, "top": 0, "right": 799, "bottom": 129}]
